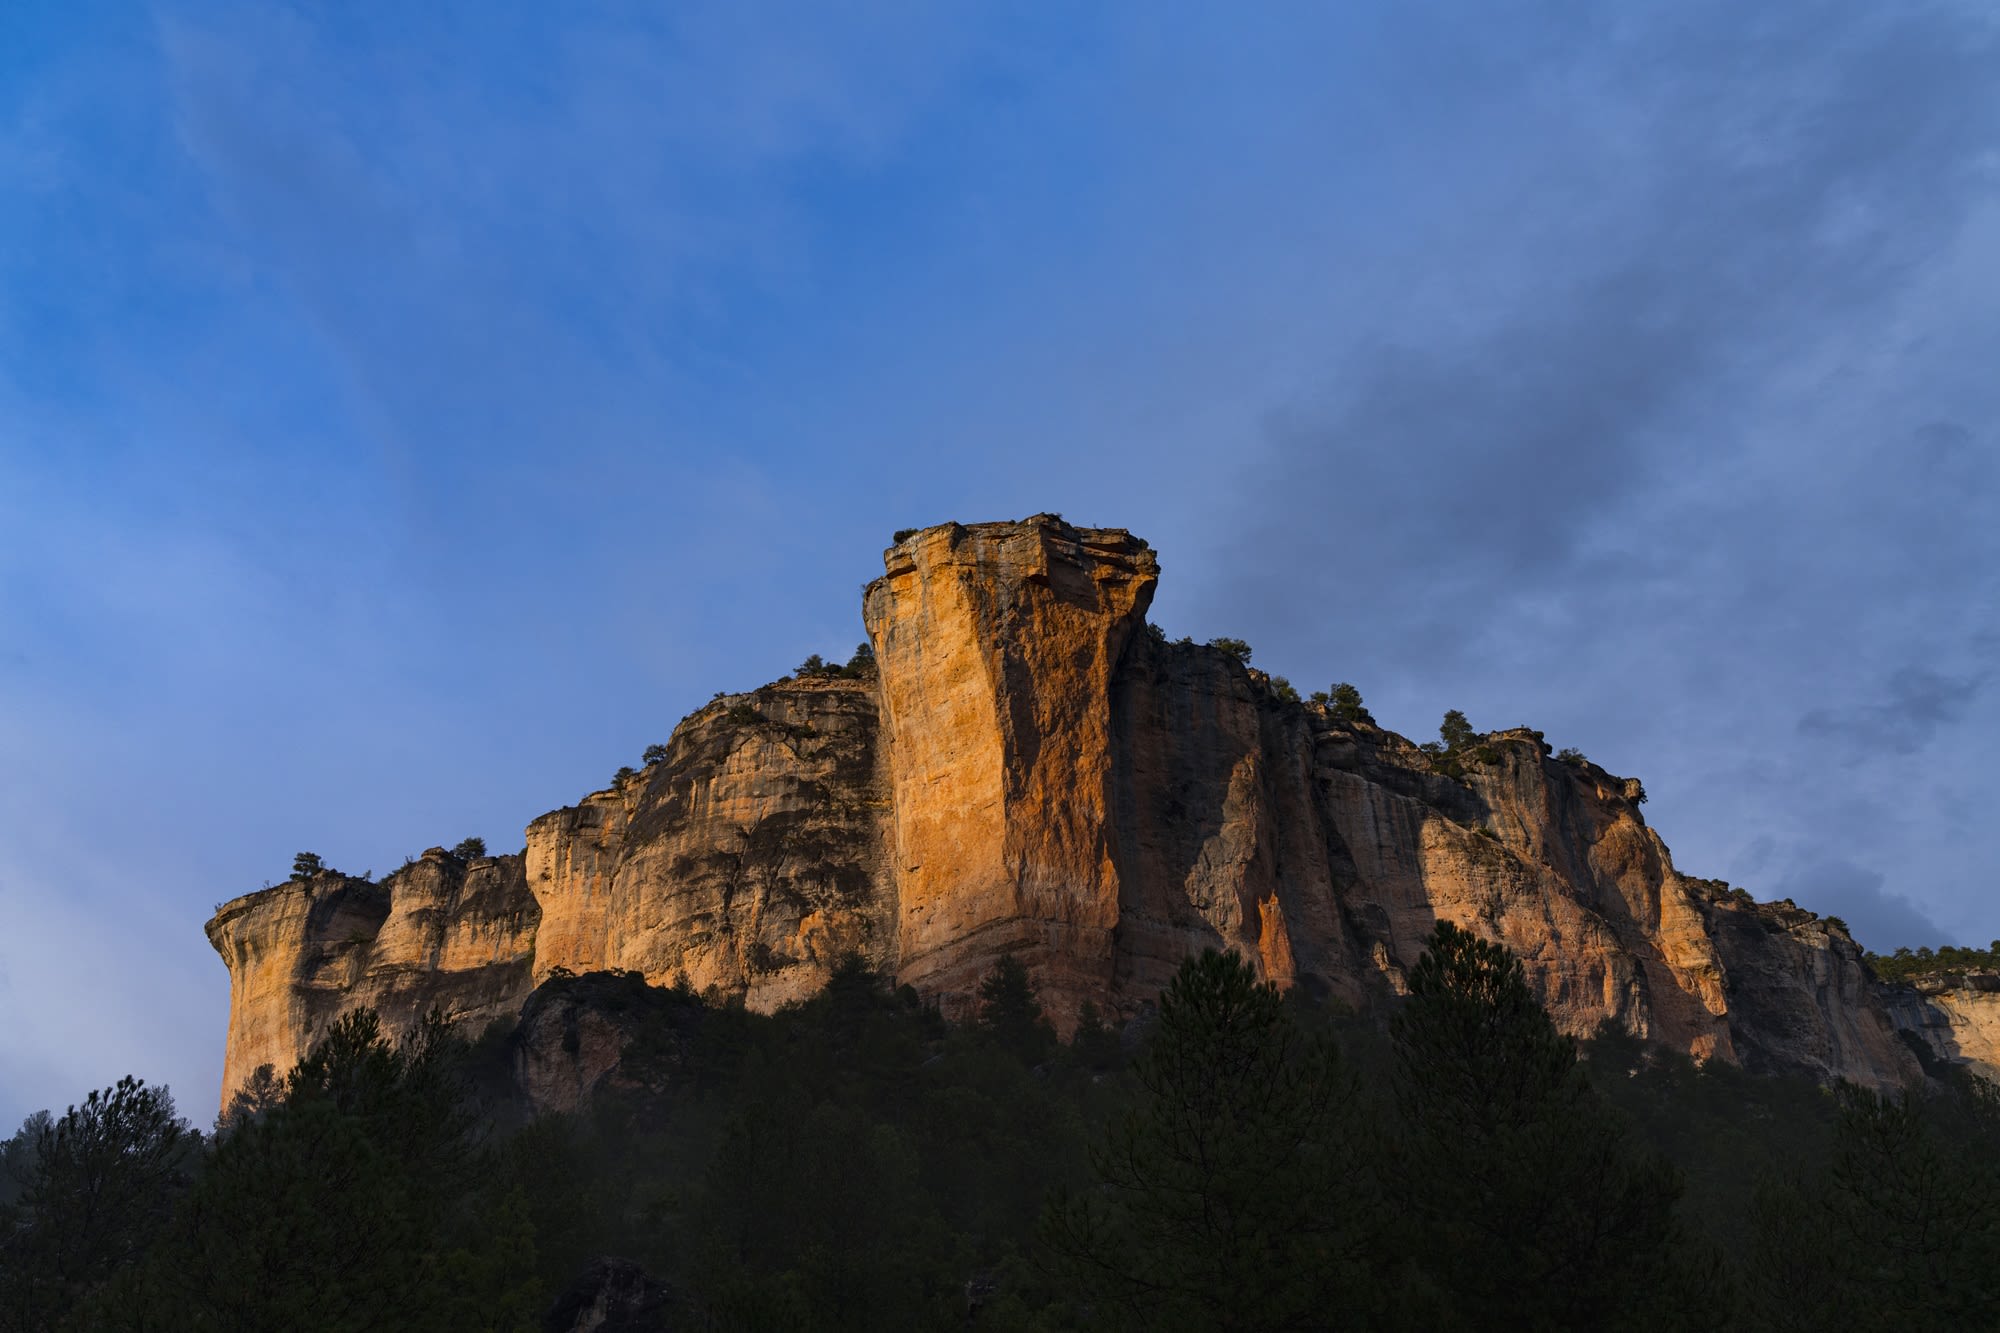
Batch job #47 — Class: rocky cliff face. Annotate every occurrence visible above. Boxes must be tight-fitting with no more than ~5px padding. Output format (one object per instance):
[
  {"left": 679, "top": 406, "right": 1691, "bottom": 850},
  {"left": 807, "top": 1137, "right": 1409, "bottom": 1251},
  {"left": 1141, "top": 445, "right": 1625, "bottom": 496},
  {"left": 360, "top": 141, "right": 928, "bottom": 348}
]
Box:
[
  {"left": 208, "top": 514, "right": 1979, "bottom": 1106},
  {"left": 524, "top": 676, "right": 893, "bottom": 1007},
  {"left": 1881, "top": 971, "right": 2000, "bottom": 1077},
  {"left": 863, "top": 520, "right": 1158, "bottom": 1015},
  {"left": 206, "top": 849, "right": 538, "bottom": 1110}
]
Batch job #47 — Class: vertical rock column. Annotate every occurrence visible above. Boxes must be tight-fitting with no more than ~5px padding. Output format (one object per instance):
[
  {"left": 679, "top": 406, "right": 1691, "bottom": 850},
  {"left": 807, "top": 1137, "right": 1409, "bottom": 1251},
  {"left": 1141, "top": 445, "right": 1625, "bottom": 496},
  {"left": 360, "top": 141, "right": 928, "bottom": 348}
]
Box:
[{"left": 863, "top": 517, "right": 1158, "bottom": 1017}]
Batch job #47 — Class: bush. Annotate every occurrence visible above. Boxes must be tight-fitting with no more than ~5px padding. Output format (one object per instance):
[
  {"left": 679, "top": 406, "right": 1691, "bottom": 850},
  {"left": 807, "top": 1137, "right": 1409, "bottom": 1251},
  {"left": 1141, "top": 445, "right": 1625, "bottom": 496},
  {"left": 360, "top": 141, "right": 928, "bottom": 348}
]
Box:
[
  {"left": 1556, "top": 746, "right": 1587, "bottom": 765},
  {"left": 450, "top": 838, "right": 486, "bottom": 862},
  {"left": 642, "top": 743, "right": 669, "bottom": 766},
  {"left": 1208, "top": 637, "right": 1253, "bottom": 665},
  {"left": 1270, "top": 676, "right": 1302, "bottom": 704},
  {"left": 892, "top": 528, "right": 919, "bottom": 543},
  {"left": 1330, "top": 682, "right": 1367, "bottom": 723},
  {"left": 291, "top": 852, "right": 325, "bottom": 882},
  {"left": 613, "top": 766, "right": 637, "bottom": 786}
]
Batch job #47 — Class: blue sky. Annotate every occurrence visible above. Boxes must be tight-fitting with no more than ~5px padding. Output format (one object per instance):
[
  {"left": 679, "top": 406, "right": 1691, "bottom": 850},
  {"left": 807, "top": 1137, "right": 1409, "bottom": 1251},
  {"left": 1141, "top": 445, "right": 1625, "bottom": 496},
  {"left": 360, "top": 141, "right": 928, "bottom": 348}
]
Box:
[{"left": 3, "top": 1, "right": 1997, "bottom": 1128}]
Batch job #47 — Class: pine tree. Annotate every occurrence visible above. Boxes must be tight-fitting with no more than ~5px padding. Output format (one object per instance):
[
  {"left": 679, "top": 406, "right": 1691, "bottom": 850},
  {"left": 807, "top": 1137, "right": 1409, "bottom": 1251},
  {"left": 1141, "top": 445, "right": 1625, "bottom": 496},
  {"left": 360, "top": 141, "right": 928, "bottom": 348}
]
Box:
[
  {"left": 1438, "top": 708, "right": 1477, "bottom": 753},
  {"left": 1043, "top": 949, "right": 1374, "bottom": 1330},
  {"left": 976, "top": 953, "right": 1055, "bottom": 1063},
  {"left": 1390, "top": 921, "right": 1694, "bottom": 1329},
  {"left": 1747, "top": 1078, "right": 2000, "bottom": 1329},
  {"left": 0, "top": 1079, "right": 192, "bottom": 1331}
]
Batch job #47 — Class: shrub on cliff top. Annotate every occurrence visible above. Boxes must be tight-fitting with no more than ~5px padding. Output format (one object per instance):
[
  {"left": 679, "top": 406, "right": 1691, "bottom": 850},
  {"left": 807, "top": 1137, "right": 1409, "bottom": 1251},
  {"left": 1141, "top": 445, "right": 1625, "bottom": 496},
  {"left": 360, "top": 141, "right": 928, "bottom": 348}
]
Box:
[
  {"left": 450, "top": 837, "right": 486, "bottom": 862},
  {"left": 291, "top": 852, "right": 325, "bottom": 881},
  {"left": 1208, "top": 636, "right": 1253, "bottom": 665},
  {"left": 642, "top": 743, "right": 669, "bottom": 766}
]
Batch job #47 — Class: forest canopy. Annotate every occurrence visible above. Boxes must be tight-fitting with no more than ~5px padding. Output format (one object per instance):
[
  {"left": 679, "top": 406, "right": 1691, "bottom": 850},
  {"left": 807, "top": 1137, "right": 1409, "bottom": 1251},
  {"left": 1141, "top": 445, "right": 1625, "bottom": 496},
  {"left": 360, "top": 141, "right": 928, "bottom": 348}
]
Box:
[{"left": 4, "top": 929, "right": 1998, "bottom": 1330}]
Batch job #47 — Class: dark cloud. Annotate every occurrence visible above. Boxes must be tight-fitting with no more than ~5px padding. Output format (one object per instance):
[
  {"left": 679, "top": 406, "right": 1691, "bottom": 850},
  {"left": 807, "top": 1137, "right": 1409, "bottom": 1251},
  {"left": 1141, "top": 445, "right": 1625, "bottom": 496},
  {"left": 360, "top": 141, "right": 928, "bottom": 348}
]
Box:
[
  {"left": 1799, "top": 667, "right": 1986, "bottom": 761},
  {"left": 1772, "top": 859, "right": 1949, "bottom": 954},
  {"left": 1220, "top": 2, "right": 2000, "bottom": 671},
  {"left": 1192, "top": 0, "right": 2000, "bottom": 955}
]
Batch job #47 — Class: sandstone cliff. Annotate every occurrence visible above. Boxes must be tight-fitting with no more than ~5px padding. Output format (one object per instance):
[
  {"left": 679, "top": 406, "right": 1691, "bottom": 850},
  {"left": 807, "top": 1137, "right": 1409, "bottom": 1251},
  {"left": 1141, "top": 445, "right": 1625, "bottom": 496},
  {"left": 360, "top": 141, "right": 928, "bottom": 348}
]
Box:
[
  {"left": 1881, "top": 970, "right": 2000, "bottom": 1076},
  {"left": 207, "top": 514, "right": 1991, "bottom": 1107},
  {"left": 206, "top": 848, "right": 537, "bottom": 1109}
]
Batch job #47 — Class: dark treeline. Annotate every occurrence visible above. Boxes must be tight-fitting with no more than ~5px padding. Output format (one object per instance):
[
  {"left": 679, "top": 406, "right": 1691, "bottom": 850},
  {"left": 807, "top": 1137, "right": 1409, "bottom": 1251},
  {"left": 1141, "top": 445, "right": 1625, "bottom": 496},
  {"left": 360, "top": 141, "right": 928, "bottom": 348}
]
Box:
[
  {"left": 5, "top": 923, "right": 1999, "bottom": 1330},
  {"left": 1864, "top": 941, "right": 2000, "bottom": 982}
]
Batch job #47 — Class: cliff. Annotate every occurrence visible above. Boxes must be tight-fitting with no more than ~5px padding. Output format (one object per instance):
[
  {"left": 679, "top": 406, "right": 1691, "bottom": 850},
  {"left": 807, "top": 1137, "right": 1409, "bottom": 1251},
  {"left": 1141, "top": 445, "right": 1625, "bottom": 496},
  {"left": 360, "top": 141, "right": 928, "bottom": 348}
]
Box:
[
  {"left": 206, "top": 515, "right": 1994, "bottom": 1107},
  {"left": 1881, "top": 971, "right": 2000, "bottom": 1076},
  {"left": 206, "top": 848, "right": 538, "bottom": 1108}
]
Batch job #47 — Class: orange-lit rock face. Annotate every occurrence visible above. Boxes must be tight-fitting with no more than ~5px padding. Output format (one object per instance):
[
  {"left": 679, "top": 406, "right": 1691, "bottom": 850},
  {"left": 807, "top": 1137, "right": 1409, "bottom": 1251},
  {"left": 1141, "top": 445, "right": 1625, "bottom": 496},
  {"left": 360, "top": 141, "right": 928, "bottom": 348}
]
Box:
[
  {"left": 863, "top": 518, "right": 1157, "bottom": 1016},
  {"left": 1883, "top": 972, "right": 2000, "bottom": 1082},
  {"left": 528, "top": 678, "right": 895, "bottom": 1009},
  {"left": 209, "top": 514, "right": 1956, "bottom": 1108},
  {"left": 1927, "top": 987, "right": 2000, "bottom": 1076},
  {"left": 205, "top": 852, "right": 538, "bottom": 1113}
]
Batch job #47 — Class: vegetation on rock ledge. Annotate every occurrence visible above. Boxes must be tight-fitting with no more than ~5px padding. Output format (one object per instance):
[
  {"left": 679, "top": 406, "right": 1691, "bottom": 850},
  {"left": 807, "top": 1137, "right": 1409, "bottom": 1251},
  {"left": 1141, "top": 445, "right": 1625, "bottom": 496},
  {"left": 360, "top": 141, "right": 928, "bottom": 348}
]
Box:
[{"left": 1866, "top": 942, "right": 2000, "bottom": 982}]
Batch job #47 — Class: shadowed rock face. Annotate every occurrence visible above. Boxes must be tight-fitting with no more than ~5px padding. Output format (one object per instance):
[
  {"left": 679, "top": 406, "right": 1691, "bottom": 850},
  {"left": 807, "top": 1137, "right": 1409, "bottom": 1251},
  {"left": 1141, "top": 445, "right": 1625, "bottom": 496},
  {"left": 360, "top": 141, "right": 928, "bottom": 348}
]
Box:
[
  {"left": 1882, "top": 971, "right": 2000, "bottom": 1077},
  {"left": 207, "top": 515, "right": 1992, "bottom": 1107}
]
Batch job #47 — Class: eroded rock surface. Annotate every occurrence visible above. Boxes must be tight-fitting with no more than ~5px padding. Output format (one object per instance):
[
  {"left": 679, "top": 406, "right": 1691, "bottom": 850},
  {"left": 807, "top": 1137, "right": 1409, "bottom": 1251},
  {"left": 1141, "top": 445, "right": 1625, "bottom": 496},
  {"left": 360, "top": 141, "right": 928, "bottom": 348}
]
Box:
[
  {"left": 206, "top": 849, "right": 537, "bottom": 1113},
  {"left": 209, "top": 514, "right": 1969, "bottom": 1105},
  {"left": 1883, "top": 971, "right": 2000, "bottom": 1079},
  {"left": 863, "top": 519, "right": 1158, "bottom": 1017},
  {"left": 513, "top": 970, "right": 702, "bottom": 1117},
  {"left": 526, "top": 676, "right": 893, "bottom": 1008}
]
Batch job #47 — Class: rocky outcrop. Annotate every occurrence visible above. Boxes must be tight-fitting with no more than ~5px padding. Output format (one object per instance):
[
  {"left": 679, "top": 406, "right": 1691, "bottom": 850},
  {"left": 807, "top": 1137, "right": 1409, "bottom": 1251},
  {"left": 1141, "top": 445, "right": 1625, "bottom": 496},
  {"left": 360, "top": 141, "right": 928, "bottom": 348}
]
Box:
[
  {"left": 209, "top": 514, "right": 1969, "bottom": 1105},
  {"left": 863, "top": 520, "right": 1158, "bottom": 1016},
  {"left": 525, "top": 676, "right": 893, "bottom": 1008},
  {"left": 1881, "top": 971, "right": 2000, "bottom": 1079},
  {"left": 513, "top": 970, "right": 702, "bottom": 1117},
  {"left": 542, "top": 1257, "right": 672, "bottom": 1333},
  {"left": 1690, "top": 894, "right": 1918, "bottom": 1083},
  {"left": 205, "top": 848, "right": 538, "bottom": 1113}
]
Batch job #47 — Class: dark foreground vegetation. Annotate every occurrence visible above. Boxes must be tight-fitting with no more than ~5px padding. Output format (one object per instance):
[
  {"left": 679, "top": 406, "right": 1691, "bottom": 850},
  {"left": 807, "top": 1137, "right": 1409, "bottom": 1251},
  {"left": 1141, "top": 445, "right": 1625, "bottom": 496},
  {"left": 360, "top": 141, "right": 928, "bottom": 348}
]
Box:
[{"left": 5, "top": 924, "right": 1999, "bottom": 1331}]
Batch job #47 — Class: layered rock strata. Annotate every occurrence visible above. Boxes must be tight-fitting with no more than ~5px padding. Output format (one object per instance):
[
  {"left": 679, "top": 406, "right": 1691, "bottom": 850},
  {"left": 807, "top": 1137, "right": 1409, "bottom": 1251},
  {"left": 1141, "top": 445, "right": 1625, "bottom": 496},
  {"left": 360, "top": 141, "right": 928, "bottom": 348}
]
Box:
[
  {"left": 206, "top": 848, "right": 538, "bottom": 1108},
  {"left": 208, "top": 514, "right": 1990, "bottom": 1106},
  {"left": 1882, "top": 971, "right": 2000, "bottom": 1076}
]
